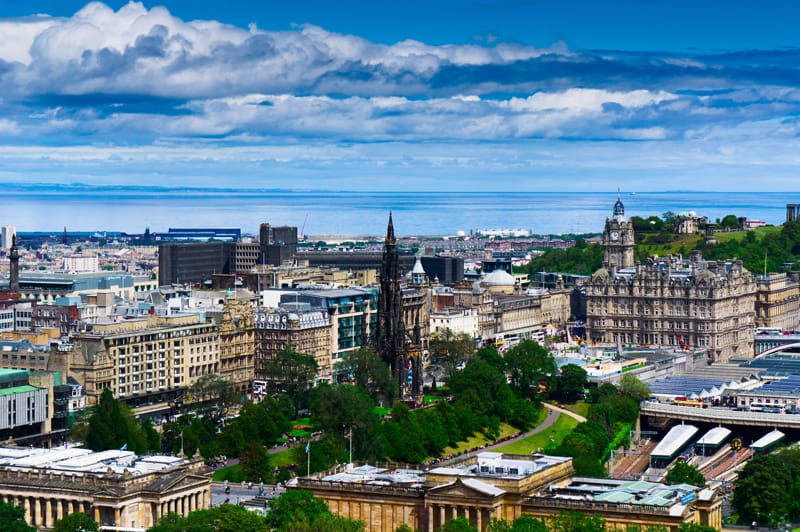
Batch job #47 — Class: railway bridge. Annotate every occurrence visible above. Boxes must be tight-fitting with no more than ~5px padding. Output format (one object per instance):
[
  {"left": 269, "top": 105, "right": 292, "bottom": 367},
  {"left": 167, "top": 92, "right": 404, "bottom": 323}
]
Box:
[{"left": 640, "top": 402, "right": 800, "bottom": 430}]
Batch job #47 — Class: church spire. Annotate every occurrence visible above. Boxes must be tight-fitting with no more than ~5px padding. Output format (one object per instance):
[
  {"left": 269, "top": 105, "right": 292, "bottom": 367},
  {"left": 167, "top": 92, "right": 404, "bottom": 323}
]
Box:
[
  {"left": 9, "top": 234, "right": 19, "bottom": 293},
  {"left": 386, "top": 212, "right": 395, "bottom": 244}
]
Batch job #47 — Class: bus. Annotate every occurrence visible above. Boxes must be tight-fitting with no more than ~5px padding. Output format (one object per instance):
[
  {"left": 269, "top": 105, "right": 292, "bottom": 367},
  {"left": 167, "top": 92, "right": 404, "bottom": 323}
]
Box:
[{"left": 674, "top": 399, "right": 707, "bottom": 408}]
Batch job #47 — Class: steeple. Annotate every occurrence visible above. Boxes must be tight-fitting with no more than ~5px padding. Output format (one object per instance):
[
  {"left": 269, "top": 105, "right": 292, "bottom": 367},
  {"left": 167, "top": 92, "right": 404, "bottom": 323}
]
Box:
[
  {"left": 386, "top": 212, "right": 396, "bottom": 245},
  {"left": 376, "top": 213, "right": 420, "bottom": 398},
  {"left": 9, "top": 234, "right": 19, "bottom": 293},
  {"left": 613, "top": 189, "right": 625, "bottom": 220}
]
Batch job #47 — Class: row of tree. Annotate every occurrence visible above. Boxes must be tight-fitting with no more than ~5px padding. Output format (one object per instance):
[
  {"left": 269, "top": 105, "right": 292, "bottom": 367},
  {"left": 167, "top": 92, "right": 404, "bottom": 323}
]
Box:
[
  {"left": 548, "top": 376, "right": 647, "bottom": 476},
  {"left": 434, "top": 515, "right": 715, "bottom": 532},
  {"left": 732, "top": 444, "right": 800, "bottom": 526},
  {"left": 524, "top": 218, "right": 800, "bottom": 278}
]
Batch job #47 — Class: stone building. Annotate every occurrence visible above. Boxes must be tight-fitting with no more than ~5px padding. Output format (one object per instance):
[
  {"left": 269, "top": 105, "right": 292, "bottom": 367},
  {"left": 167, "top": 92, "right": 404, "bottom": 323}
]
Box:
[
  {"left": 602, "top": 194, "right": 635, "bottom": 269},
  {"left": 69, "top": 314, "right": 219, "bottom": 416},
  {"left": 0, "top": 446, "right": 210, "bottom": 530},
  {"left": 754, "top": 272, "right": 800, "bottom": 331},
  {"left": 253, "top": 308, "right": 333, "bottom": 382},
  {"left": 585, "top": 255, "right": 756, "bottom": 362},
  {"left": 217, "top": 298, "right": 255, "bottom": 397},
  {"left": 293, "top": 452, "right": 721, "bottom": 532}
]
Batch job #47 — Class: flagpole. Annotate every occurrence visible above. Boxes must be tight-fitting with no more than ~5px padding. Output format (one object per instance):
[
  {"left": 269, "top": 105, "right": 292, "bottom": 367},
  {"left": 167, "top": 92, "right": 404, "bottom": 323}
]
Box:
[
  {"left": 306, "top": 440, "right": 311, "bottom": 476},
  {"left": 349, "top": 427, "right": 353, "bottom": 465}
]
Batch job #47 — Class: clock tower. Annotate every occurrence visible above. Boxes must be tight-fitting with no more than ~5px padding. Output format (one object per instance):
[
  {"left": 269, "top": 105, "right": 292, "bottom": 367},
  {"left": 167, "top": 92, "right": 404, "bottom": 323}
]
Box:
[{"left": 603, "top": 193, "right": 635, "bottom": 269}]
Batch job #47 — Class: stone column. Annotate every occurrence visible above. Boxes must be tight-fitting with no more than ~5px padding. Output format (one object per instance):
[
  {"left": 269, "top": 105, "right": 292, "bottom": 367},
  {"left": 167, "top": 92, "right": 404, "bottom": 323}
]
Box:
[
  {"left": 439, "top": 505, "right": 445, "bottom": 528},
  {"left": 115, "top": 507, "right": 121, "bottom": 526},
  {"left": 33, "top": 498, "right": 41, "bottom": 527},
  {"left": 476, "top": 508, "right": 482, "bottom": 531},
  {"left": 56, "top": 499, "right": 64, "bottom": 521},
  {"left": 45, "top": 499, "right": 53, "bottom": 528},
  {"left": 427, "top": 505, "right": 434, "bottom": 532},
  {"left": 94, "top": 506, "right": 101, "bottom": 525}
]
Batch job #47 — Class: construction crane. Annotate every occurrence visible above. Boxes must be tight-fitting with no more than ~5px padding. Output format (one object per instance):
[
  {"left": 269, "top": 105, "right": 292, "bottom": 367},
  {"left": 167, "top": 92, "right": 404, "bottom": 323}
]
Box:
[{"left": 299, "top": 213, "right": 309, "bottom": 240}]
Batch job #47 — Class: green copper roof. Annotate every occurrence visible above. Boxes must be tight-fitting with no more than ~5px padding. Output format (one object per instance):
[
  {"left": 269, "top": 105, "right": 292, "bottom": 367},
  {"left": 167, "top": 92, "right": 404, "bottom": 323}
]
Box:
[{"left": 0, "top": 385, "right": 40, "bottom": 397}]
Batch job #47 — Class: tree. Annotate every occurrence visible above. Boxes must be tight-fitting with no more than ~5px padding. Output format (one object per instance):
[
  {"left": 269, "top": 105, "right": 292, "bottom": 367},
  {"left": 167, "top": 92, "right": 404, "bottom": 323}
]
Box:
[
  {"left": 448, "top": 359, "right": 512, "bottom": 421},
  {"left": 676, "top": 524, "right": 716, "bottom": 532},
  {"left": 487, "top": 515, "right": 548, "bottom": 532},
  {"left": 548, "top": 510, "right": 606, "bottom": 532},
  {"left": 335, "top": 349, "right": 397, "bottom": 404},
  {"left": 86, "top": 388, "right": 159, "bottom": 454},
  {"left": 555, "top": 364, "right": 587, "bottom": 401},
  {"left": 53, "top": 512, "right": 100, "bottom": 532},
  {"left": 720, "top": 214, "right": 739, "bottom": 229},
  {"left": 212, "top": 504, "right": 269, "bottom": 532},
  {"left": 187, "top": 375, "right": 238, "bottom": 427},
  {"left": 427, "top": 328, "right": 474, "bottom": 381},
  {"left": 240, "top": 442, "right": 272, "bottom": 483},
  {"left": 437, "top": 517, "right": 477, "bottom": 532},
  {"left": 732, "top": 454, "right": 798, "bottom": 525},
  {"left": 664, "top": 461, "right": 705, "bottom": 487},
  {"left": 261, "top": 347, "right": 319, "bottom": 412},
  {"left": 618, "top": 374, "right": 651, "bottom": 402},
  {"left": 0, "top": 500, "right": 35, "bottom": 532},
  {"left": 266, "top": 490, "right": 330, "bottom": 531},
  {"left": 503, "top": 341, "right": 557, "bottom": 399}
]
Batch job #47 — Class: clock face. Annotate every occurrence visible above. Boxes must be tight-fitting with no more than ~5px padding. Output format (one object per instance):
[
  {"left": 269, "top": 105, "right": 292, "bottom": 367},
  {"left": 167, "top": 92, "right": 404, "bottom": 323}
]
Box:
[{"left": 610, "top": 231, "right": 619, "bottom": 240}]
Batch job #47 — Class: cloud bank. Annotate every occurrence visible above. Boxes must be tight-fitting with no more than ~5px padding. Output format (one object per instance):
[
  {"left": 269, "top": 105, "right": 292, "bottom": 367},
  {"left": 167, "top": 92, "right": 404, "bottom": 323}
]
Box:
[{"left": 1, "top": 1, "right": 800, "bottom": 189}]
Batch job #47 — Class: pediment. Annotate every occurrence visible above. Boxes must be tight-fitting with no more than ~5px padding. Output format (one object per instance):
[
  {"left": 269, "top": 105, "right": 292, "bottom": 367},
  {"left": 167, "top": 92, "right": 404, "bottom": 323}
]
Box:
[{"left": 427, "top": 479, "right": 503, "bottom": 500}]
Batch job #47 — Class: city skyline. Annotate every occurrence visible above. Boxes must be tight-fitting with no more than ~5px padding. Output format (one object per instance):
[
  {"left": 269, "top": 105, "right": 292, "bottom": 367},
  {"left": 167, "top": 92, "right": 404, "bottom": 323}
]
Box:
[{"left": 2, "top": 1, "right": 800, "bottom": 191}]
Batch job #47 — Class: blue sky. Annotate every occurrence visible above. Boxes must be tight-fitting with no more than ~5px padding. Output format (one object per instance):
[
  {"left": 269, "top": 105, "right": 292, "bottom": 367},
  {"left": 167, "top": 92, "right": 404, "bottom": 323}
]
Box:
[{"left": 2, "top": 0, "right": 800, "bottom": 191}]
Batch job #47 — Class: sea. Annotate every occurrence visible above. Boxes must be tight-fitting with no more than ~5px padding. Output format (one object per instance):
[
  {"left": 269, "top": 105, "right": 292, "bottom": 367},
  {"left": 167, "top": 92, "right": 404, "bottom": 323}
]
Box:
[{"left": 2, "top": 190, "right": 796, "bottom": 236}]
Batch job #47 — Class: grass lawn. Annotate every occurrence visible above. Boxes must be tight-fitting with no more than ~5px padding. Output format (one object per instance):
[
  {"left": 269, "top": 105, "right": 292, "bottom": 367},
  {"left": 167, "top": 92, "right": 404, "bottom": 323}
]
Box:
[
  {"left": 561, "top": 401, "right": 589, "bottom": 418},
  {"left": 425, "top": 423, "right": 520, "bottom": 461},
  {"left": 494, "top": 414, "right": 579, "bottom": 455},
  {"left": 213, "top": 464, "right": 243, "bottom": 482},
  {"left": 714, "top": 225, "right": 781, "bottom": 242},
  {"left": 270, "top": 448, "right": 297, "bottom": 467}
]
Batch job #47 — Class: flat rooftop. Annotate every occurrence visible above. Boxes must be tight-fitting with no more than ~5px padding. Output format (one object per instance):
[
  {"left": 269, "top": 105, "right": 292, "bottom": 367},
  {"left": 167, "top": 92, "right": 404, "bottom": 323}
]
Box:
[
  {"left": 541, "top": 476, "right": 705, "bottom": 510},
  {"left": 313, "top": 453, "right": 572, "bottom": 487},
  {"left": 0, "top": 445, "right": 186, "bottom": 477}
]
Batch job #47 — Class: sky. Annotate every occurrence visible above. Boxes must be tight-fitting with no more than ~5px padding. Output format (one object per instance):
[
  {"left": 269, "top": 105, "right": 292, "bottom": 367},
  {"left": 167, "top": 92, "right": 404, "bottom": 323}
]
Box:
[{"left": 2, "top": 0, "right": 800, "bottom": 191}]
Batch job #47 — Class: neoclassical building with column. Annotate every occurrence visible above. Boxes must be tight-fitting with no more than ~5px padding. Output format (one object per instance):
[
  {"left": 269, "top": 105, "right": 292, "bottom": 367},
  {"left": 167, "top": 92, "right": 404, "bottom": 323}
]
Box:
[
  {"left": 292, "top": 452, "right": 722, "bottom": 532},
  {"left": 0, "top": 446, "right": 211, "bottom": 530}
]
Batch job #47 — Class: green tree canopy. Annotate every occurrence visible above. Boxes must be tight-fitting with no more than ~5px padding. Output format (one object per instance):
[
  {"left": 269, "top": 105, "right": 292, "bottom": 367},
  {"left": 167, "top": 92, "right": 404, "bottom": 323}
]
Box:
[
  {"left": 261, "top": 347, "right": 319, "bottom": 412},
  {"left": 618, "top": 374, "right": 651, "bottom": 402},
  {"left": 86, "top": 388, "right": 159, "bottom": 454},
  {"left": 664, "top": 461, "right": 705, "bottom": 487},
  {"left": 240, "top": 442, "right": 273, "bottom": 483},
  {"left": 0, "top": 500, "right": 35, "bottom": 532},
  {"left": 448, "top": 359, "right": 512, "bottom": 421},
  {"left": 548, "top": 510, "right": 606, "bottom": 532},
  {"left": 427, "top": 328, "right": 474, "bottom": 381},
  {"left": 53, "top": 512, "right": 100, "bottom": 532},
  {"left": 554, "top": 364, "right": 587, "bottom": 401},
  {"left": 335, "top": 349, "right": 397, "bottom": 404},
  {"left": 503, "top": 341, "right": 557, "bottom": 399},
  {"left": 487, "top": 515, "right": 548, "bottom": 532},
  {"left": 437, "top": 517, "right": 477, "bottom": 532},
  {"left": 732, "top": 454, "right": 799, "bottom": 525},
  {"left": 187, "top": 375, "right": 238, "bottom": 427},
  {"left": 266, "top": 490, "right": 330, "bottom": 531}
]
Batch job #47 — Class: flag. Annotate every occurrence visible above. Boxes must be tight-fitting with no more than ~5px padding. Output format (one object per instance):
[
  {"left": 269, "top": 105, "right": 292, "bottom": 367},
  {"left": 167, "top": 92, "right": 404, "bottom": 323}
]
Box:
[
  {"left": 120, "top": 443, "right": 127, "bottom": 451},
  {"left": 305, "top": 441, "right": 310, "bottom": 453}
]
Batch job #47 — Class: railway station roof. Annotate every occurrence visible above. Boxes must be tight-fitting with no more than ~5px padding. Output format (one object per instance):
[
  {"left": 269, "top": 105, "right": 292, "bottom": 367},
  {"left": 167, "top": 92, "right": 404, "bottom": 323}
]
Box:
[
  {"left": 751, "top": 430, "right": 784, "bottom": 450},
  {"left": 697, "top": 427, "right": 731, "bottom": 447},
  {"left": 651, "top": 424, "right": 698, "bottom": 460}
]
